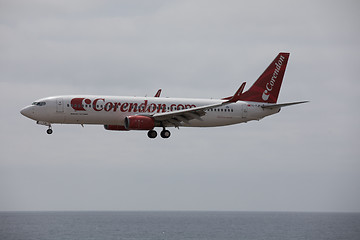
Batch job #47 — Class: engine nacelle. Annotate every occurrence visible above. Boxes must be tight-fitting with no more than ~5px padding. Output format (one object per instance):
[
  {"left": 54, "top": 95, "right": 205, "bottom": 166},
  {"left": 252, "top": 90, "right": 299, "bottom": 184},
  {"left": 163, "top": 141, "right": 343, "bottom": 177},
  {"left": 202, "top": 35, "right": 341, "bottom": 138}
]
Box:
[
  {"left": 124, "top": 116, "right": 155, "bottom": 130},
  {"left": 104, "top": 125, "right": 128, "bottom": 131}
]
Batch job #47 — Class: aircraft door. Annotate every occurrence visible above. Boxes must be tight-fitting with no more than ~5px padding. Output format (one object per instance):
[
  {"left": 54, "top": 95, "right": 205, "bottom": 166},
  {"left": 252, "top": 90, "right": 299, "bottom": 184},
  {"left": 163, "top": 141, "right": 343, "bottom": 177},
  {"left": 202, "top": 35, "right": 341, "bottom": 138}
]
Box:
[
  {"left": 242, "top": 104, "right": 248, "bottom": 119},
  {"left": 56, "top": 98, "right": 64, "bottom": 113}
]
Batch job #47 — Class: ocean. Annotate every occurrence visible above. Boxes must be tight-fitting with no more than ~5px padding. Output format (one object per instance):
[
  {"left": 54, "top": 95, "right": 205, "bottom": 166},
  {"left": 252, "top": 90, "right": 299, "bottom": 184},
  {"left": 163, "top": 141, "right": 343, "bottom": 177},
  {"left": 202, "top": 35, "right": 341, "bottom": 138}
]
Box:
[{"left": 1, "top": 211, "right": 359, "bottom": 240}]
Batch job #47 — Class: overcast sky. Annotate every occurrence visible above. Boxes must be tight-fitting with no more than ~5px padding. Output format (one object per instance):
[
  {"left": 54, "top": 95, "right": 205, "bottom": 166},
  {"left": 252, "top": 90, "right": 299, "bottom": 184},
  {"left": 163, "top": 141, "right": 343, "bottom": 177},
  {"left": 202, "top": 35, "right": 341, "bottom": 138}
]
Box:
[{"left": 1, "top": 0, "right": 359, "bottom": 212}]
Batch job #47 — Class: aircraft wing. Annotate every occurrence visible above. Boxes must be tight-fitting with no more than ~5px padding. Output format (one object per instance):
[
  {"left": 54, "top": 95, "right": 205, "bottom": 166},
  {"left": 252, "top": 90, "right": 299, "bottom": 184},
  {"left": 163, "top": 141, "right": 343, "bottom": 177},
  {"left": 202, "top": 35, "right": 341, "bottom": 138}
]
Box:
[
  {"left": 151, "top": 83, "right": 246, "bottom": 127},
  {"left": 151, "top": 102, "right": 224, "bottom": 127}
]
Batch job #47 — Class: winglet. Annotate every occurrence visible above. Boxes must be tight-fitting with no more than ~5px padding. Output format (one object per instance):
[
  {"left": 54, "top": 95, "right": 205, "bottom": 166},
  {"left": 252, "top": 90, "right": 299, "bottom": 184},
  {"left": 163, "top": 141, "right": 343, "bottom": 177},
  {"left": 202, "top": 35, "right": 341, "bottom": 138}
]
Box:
[
  {"left": 227, "top": 82, "right": 246, "bottom": 103},
  {"left": 154, "top": 89, "right": 162, "bottom": 97}
]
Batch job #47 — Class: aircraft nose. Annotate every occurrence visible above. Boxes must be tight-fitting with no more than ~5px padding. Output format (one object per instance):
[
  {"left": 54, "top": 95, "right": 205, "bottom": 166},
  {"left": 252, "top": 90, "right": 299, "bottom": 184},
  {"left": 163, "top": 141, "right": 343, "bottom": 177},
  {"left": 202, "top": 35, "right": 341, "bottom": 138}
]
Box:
[{"left": 20, "top": 106, "right": 34, "bottom": 119}]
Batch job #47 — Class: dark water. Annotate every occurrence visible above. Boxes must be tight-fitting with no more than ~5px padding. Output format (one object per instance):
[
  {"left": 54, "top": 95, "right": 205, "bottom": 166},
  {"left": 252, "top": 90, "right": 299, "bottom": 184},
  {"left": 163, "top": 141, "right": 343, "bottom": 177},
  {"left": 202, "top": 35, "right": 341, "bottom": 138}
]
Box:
[{"left": 1, "top": 211, "right": 360, "bottom": 240}]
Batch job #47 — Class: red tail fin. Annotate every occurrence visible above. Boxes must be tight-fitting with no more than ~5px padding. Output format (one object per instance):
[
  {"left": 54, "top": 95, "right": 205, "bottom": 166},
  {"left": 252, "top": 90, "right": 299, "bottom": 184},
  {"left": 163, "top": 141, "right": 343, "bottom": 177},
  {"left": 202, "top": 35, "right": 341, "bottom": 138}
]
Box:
[{"left": 239, "top": 52, "right": 290, "bottom": 103}]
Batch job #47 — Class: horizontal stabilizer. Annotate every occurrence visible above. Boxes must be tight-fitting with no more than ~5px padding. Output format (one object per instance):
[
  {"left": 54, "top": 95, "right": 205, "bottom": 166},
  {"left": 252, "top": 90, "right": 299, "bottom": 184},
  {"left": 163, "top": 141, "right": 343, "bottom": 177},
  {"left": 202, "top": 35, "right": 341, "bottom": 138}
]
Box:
[{"left": 261, "top": 101, "right": 309, "bottom": 109}]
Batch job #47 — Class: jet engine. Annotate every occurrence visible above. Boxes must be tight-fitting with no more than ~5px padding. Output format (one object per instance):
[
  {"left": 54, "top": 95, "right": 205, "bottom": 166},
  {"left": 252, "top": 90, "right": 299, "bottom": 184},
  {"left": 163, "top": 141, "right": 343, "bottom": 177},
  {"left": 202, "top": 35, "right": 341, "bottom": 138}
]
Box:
[
  {"left": 104, "top": 125, "right": 128, "bottom": 131},
  {"left": 124, "top": 116, "right": 155, "bottom": 130}
]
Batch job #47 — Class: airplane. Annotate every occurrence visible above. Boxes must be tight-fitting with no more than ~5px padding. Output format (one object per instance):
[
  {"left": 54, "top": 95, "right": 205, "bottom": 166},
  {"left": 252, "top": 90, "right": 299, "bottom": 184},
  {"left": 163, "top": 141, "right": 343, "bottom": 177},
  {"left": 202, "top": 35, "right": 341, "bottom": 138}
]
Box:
[{"left": 20, "top": 52, "right": 308, "bottom": 139}]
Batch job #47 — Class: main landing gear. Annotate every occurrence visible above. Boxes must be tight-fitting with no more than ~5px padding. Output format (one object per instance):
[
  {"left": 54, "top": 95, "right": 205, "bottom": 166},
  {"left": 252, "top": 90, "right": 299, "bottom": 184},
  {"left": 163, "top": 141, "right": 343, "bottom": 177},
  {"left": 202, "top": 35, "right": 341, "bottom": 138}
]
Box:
[
  {"left": 148, "top": 130, "right": 157, "bottom": 138},
  {"left": 161, "top": 129, "right": 171, "bottom": 138},
  {"left": 147, "top": 128, "right": 171, "bottom": 139}
]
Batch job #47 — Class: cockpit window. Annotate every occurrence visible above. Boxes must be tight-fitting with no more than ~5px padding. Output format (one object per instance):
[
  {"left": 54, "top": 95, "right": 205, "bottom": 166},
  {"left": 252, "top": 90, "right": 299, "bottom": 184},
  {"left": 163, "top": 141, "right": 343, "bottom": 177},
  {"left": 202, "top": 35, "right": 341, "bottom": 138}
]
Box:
[{"left": 32, "top": 102, "right": 46, "bottom": 106}]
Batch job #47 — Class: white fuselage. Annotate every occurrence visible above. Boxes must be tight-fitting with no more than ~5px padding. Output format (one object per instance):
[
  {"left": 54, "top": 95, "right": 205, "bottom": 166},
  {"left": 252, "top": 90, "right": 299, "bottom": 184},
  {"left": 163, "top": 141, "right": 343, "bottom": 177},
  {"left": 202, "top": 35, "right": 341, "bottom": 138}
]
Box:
[{"left": 21, "top": 95, "right": 280, "bottom": 128}]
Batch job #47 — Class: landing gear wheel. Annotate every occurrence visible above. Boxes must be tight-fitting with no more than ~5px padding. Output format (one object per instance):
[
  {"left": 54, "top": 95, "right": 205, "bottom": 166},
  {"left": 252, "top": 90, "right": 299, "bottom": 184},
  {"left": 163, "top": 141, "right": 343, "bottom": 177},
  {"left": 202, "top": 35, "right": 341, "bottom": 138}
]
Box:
[
  {"left": 147, "top": 130, "right": 157, "bottom": 139},
  {"left": 47, "top": 129, "right": 53, "bottom": 134},
  {"left": 160, "top": 130, "right": 171, "bottom": 138}
]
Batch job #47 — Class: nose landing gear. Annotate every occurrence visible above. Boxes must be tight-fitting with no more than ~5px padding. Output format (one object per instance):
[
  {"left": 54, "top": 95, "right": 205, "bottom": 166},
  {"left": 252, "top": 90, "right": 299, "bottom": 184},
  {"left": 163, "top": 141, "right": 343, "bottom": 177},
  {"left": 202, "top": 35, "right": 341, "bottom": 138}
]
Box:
[
  {"left": 46, "top": 127, "right": 53, "bottom": 134},
  {"left": 36, "top": 121, "right": 53, "bottom": 134}
]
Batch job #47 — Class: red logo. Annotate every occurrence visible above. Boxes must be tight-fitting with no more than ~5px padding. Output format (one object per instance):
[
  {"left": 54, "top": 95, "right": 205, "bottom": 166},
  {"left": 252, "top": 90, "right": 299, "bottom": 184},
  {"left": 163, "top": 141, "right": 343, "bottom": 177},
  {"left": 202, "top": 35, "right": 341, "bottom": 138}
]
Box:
[
  {"left": 70, "top": 98, "right": 92, "bottom": 111},
  {"left": 70, "top": 98, "right": 196, "bottom": 113},
  {"left": 262, "top": 55, "right": 285, "bottom": 101}
]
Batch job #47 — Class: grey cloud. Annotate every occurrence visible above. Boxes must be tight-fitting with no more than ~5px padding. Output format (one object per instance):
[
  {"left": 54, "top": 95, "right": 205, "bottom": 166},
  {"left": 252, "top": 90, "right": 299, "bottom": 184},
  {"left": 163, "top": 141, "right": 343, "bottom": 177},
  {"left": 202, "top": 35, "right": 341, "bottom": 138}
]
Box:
[{"left": 0, "top": 0, "right": 359, "bottom": 212}]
